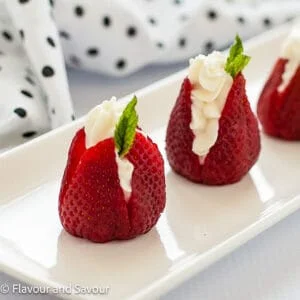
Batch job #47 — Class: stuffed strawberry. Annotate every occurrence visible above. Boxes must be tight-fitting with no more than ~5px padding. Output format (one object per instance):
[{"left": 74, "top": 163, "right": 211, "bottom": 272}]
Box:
[
  {"left": 166, "top": 36, "right": 260, "bottom": 185},
  {"left": 59, "top": 96, "right": 166, "bottom": 243},
  {"left": 257, "top": 28, "right": 300, "bottom": 140}
]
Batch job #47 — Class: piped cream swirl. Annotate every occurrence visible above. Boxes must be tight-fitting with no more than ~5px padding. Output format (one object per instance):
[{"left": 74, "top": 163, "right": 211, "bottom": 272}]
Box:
[{"left": 188, "top": 51, "right": 233, "bottom": 163}]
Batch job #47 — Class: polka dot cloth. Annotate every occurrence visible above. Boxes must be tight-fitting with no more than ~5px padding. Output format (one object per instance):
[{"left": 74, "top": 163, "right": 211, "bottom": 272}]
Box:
[{"left": 0, "top": 0, "right": 300, "bottom": 150}]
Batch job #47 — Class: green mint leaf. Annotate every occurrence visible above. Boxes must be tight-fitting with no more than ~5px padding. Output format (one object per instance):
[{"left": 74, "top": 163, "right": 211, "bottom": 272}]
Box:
[
  {"left": 225, "top": 35, "right": 251, "bottom": 78},
  {"left": 114, "top": 96, "right": 138, "bottom": 157}
]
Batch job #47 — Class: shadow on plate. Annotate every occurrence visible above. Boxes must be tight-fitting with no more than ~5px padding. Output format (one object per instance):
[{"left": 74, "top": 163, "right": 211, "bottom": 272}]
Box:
[
  {"left": 49, "top": 228, "right": 172, "bottom": 298},
  {"left": 256, "top": 134, "right": 300, "bottom": 198},
  {"left": 165, "top": 171, "right": 263, "bottom": 254}
]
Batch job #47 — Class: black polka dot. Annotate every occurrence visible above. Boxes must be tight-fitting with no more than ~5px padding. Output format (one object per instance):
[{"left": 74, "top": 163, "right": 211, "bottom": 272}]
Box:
[
  {"left": 51, "top": 108, "right": 56, "bottom": 114},
  {"left": 263, "top": 17, "right": 272, "bottom": 27},
  {"left": 86, "top": 47, "right": 99, "bottom": 56},
  {"left": 127, "top": 26, "right": 137, "bottom": 37},
  {"left": 49, "top": 0, "right": 54, "bottom": 7},
  {"left": 204, "top": 40, "right": 215, "bottom": 53},
  {"left": 102, "top": 16, "right": 112, "bottom": 27},
  {"left": 71, "top": 114, "right": 75, "bottom": 121},
  {"left": 47, "top": 37, "right": 55, "bottom": 47},
  {"left": 174, "top": 0, "right": 182, "bottom": 4},
  {"left": 22, "top": 131, "right": 37, "bottom": 138},
  {"left": 59, "top": 31, "right": 70, "bottom": 40},
  {"left": 42, "top": 66, "right": 55, "bottom": 77},
  {"left": 19, "top": 0, "right": 30, "bottom": 4},
  {"left": 237, "top": 16, "right": 245, "bottom": 24},
  {"left": 207, "top": 9, "right": 218, "bottom": 20},
  {"left": 19, "top": 29, "right": 24, "bottom": 40},
  {"left": 116, "top": 59, "right": 126, "bottom": 70},
  {"left": 14, "top": 108, "right": 27, "bottom": 118},
  {"left": 156, "top": 41, "right": 164, "bottom": 49},
  {"left": 179, "top": 37, "right": 186, "bottom": 48},
  {"left": 2, "top": 31, "right": 13, "bottom": 42},
  {"left": 148, "top": 17, "right": 157, "bottom": 25},
  {"left": 0, "top": 51, "right": 4, "bottom": 55},
  {"left": 286, "top": 16, "right": 294, "bottom": 22},
  {"left": 70, "top": 55, "right": 81, "bottom": 67},
  {"left": 25, "top": 76, "right": 35, "bottom": 85},
  {"left": 21, "top": 89, "right": 33, "bottom": 98},
  {"left": 74, "top": 5, "right": 84, "bottom": 17}
]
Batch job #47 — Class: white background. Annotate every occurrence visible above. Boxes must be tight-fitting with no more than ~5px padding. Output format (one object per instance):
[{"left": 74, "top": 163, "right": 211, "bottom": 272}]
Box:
[{"left": 1, "top": 65, "right": 300, "bottom": 300}]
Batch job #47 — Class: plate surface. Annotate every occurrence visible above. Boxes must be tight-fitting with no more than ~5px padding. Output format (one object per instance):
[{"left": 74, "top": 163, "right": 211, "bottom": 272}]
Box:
[{"left": 0, "top": 24, "right": 299, "bottom": 300}]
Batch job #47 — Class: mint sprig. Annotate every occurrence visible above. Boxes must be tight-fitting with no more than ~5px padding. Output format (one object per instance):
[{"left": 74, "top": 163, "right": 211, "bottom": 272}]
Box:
[
  {"left": 114, "top": 96, "right": 138, "bottom": 157},
  {"left": 225, "top": 35, "right": 251, "bottom": 78}
]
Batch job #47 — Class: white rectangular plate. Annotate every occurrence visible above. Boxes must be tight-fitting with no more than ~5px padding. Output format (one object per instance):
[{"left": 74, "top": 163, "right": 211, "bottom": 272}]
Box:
[{"left": 1, "top": 24, "right": 299, "bottom": 300}]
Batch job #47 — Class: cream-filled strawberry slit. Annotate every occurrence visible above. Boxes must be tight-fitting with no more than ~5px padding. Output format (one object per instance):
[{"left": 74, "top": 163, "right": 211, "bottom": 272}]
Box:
[
  {"left": 114, "top": 150, "right": 134, "bottom": 200},
  {"left": 188, "top": 51, "right": 233, "bottom": 164},
  {"left": 278, "top": 27, "right": 300, "bottom": 92},
  {"left": 84, "top": 97, "right": 134, "bottom": 201}
]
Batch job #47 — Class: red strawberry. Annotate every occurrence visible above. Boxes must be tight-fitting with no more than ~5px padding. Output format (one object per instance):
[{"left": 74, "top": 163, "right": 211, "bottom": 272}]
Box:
[
  {"left": 166, "top": 36, "right": 260, "bottom": 185},
  {"left": 257, "top": 58, "right": 300, "bottom": 140},
  {"left": 59, "top": 98, "right": 166, "bottom": 243}
]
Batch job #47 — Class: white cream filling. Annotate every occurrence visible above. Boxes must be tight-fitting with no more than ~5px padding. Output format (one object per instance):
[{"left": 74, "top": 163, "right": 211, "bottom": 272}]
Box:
[
  {"left": 188, "top": 51, "right": 233, "bottom": 164},
  {"left": 278, "top": 26, "right": 300, "bottom": 92},
  {"left": 84, "top": 97, "right": 134, "bottom": 201},
  {"left": 115, "top": 150, "right": 134, "bottom": 200}
]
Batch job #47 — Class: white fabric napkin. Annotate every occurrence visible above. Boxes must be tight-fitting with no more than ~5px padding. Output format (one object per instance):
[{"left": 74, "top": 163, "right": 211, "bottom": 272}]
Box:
[{"left": 0, "top": 0, "right": 299, "bottom": 150}]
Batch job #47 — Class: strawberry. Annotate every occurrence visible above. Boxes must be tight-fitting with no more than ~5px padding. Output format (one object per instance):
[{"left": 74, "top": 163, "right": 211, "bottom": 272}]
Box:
[
  {"left": 59, "top": 97, "right": 166, "bottom": 243},
  {"left": 257, "top": 58, "right": 300, "bottom": 140},
  {"left": 166, "top": 36, "right": 260, "bottom": 185}
]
